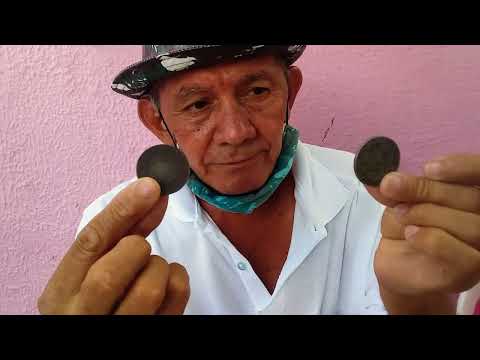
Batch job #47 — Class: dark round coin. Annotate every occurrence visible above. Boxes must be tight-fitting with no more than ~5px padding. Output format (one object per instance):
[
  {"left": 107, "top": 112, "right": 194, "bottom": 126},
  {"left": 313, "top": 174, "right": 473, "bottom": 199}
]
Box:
[
  {"left": 136, "top": 145, "right": 191, "bottom": 195},
  {"left": 354, "top": 136, "right": 400, "bottom": 187}
]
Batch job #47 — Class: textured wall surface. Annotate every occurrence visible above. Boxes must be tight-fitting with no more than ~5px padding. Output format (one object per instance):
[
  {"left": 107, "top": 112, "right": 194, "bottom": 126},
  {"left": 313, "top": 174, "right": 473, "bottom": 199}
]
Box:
[{"left": 1, "top": 45, "right": 479, "bottom": 314}]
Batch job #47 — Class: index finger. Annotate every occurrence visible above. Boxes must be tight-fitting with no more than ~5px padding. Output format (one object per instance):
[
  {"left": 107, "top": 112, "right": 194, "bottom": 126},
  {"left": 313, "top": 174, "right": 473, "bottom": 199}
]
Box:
[
  {"left": 424, "top": 154, "right": 480, "bottom": 186},
  {"left": 49, "top": 177, "right": 161, "bottom": 295},
  {"left": 378, "top": 172, "right": 480, "bottom": 213}
]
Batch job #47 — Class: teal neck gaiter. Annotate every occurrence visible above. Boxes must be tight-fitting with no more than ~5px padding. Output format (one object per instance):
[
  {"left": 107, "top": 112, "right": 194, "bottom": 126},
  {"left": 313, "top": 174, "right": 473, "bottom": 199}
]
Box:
[{"left": 187, "top": 125, "right": 299, "bottom": 214}]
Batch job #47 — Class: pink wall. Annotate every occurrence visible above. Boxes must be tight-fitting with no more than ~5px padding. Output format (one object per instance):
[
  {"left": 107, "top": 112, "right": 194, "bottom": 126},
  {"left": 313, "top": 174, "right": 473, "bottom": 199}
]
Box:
[{"left": 1, "top": 45, "right": 479, "bottom": 314}]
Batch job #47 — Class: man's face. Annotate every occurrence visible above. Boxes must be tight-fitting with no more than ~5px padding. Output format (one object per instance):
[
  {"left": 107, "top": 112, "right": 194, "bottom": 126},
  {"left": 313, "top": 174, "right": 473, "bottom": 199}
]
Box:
[{"left": 140, "top": 54, "right": 302, "bottom": 195}]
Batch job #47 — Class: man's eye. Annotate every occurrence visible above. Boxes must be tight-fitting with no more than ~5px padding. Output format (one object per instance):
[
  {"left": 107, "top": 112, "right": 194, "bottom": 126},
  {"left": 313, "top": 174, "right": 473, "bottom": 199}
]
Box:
[
  {"left": 250, "top": 87, "right": 269, "bottom": 96},
  {"left": 187, "top": 100, "right": 209, "bottom": 111}
]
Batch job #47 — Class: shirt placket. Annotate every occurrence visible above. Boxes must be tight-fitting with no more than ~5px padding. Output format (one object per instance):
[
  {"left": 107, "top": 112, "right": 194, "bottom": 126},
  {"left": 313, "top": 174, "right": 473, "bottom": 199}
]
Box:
[{"left": 197, "top": 209, "right": 272, "bottom": 313}]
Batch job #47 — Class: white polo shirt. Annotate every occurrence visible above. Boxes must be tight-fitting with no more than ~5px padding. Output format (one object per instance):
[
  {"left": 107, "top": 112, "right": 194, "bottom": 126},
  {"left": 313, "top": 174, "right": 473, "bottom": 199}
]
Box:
[{"left": 76, "top": 142, "right": 388, "bottom": 315}]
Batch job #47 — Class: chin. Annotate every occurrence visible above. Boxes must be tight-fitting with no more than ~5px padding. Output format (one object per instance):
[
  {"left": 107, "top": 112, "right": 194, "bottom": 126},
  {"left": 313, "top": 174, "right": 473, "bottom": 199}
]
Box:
[
  {"left": 205, "top": 172, "right": 271, "bottom": 195},
  {"left": 197, "top": 153, "right": 278, "bottom": 195}
]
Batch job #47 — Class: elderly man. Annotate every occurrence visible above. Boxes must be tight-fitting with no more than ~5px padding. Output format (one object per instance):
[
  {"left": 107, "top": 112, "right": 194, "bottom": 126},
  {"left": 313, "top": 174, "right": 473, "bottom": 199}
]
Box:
[{"left": 38, "top": 45, "right": 480, "bottom": 315}]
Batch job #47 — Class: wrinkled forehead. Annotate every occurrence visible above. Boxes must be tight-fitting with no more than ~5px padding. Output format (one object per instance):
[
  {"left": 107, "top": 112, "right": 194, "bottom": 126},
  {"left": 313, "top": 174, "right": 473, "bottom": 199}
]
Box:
[{"left": 154, "top": 54, "right": 286, "bottom": 95}]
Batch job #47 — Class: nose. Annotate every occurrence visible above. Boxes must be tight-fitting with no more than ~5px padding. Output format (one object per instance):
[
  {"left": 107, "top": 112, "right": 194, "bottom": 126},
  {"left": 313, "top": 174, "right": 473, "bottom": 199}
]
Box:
[{"left": 212, "top": 98, "right": 257, "bottom": 146}]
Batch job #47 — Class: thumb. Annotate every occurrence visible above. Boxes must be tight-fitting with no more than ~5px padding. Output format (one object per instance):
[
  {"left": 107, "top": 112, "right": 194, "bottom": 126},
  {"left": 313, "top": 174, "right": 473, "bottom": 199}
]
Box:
[
  {"left": 130, "top": 189, "right": 169, "bottom": 238},
  {"left": 364, "top": 176, "right": 400, "bottom": 208}
]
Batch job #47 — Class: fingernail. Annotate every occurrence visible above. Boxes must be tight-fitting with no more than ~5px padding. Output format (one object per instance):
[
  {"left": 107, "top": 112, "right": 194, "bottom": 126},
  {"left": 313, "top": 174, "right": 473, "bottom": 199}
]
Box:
[
  {"left": 382, "top": 173, "right": 405, "bottom": 196},
  {"left": 135, "top": 178, "right": 160, "bottom": 198},
  {"left": 424, "top": 161, "right": 443, "bottom": 179},
  {"left": 393, "top": 204, "right": 410, "bottom": 218},
  {"left": 404, "top": 225, "right": 420, "bottom": 240}
]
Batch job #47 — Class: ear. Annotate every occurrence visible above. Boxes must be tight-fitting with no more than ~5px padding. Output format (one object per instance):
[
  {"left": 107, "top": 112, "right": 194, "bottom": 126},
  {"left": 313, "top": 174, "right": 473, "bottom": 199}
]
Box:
[
  {"left": 137, "top": 98, "right": 173, "bottom": 145},
  {"left": 286, "top": 66, "right": 303, "bottom": 110}
]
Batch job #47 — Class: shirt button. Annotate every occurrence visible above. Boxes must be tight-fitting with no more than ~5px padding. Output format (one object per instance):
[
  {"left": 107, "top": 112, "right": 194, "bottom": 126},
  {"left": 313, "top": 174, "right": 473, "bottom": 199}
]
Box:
[{"left": 237, "top": 262, "right": 247, "bottom": 271}]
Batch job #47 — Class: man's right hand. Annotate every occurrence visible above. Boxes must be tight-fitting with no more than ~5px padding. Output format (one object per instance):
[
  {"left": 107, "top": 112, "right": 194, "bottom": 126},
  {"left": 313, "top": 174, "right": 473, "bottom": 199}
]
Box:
[{"left": 38, "top": 178, "right": 190, "bottom": 315}]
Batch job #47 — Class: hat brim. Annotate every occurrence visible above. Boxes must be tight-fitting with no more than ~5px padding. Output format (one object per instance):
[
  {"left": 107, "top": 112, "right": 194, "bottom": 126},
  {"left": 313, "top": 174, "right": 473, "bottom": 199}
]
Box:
[{"left": 111, "top": 45, "right": 307, "bottom": 100}]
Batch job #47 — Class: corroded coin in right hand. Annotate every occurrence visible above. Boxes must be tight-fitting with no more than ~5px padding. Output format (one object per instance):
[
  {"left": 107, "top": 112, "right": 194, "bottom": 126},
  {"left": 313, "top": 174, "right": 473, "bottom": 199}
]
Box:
[{"left": 354, "top": 136, "right": 400, "bottom": 187}]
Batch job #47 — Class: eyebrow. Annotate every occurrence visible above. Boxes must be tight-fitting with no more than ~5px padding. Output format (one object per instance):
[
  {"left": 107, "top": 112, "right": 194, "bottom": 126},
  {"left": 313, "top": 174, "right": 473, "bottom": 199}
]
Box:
[
  {"left": 175, "top": 70, "right": 275, "bottom": 100},
  {"left": 176, "top": 86, "right": 210, "bottom": 100},
  {"left": 237, "top": 71, "right": 274, "bottom": 87}
]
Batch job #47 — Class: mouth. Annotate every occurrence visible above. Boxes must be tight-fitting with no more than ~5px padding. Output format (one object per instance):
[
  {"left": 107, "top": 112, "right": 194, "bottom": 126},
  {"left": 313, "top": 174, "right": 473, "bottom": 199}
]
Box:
[{"left": 216, "top": 152, "right": 263, "bottom": 166}]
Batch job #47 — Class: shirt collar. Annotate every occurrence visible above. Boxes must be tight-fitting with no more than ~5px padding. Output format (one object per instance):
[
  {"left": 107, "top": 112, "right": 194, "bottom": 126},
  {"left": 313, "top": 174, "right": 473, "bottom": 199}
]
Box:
[
  {"left": 292, "top": 141, "right": 351, "bottom": 230},
  {"left": 169, "top": 141, "right": 351, "bottom": 227}
]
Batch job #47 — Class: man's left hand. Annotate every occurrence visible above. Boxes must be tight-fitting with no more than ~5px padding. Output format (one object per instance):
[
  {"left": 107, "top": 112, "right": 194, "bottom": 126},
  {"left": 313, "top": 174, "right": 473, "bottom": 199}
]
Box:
[{"left": 366, "top": 154, "right": 480, "bottom": 313}]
